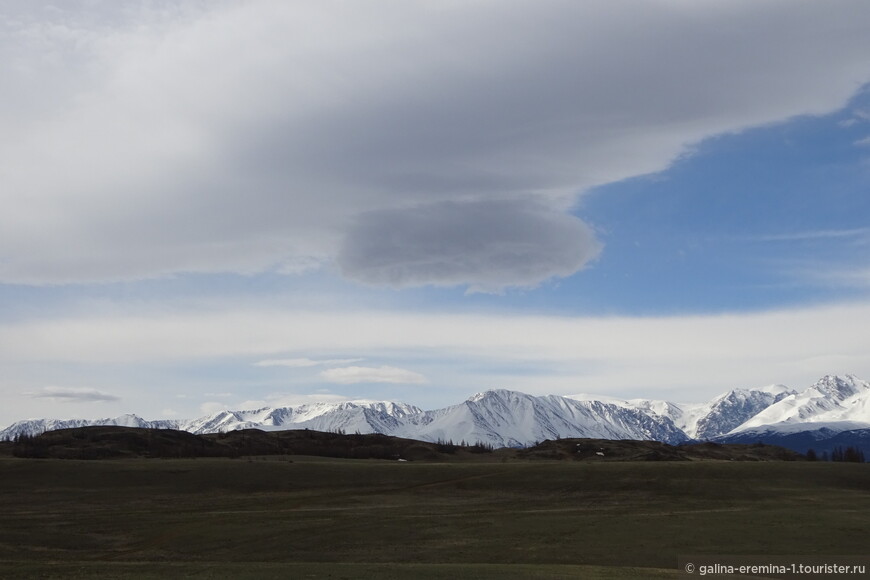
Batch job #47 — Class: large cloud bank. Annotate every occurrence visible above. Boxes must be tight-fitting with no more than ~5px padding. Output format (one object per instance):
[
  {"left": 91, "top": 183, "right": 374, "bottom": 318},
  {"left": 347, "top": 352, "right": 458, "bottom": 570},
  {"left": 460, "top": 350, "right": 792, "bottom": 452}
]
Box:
[{"left": 3, "top": 1, "right": 870, "bottom": 289}]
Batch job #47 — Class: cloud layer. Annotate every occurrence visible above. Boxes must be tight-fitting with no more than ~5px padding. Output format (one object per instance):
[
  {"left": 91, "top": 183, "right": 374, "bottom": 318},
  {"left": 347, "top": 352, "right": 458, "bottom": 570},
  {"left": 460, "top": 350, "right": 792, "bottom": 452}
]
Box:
[
  {"left": 3, "top": 1, "right": 870, "bottom": 289},
  {"left": 253, "top": 357, "right": 363, "bottom": 368},
  {"left": 319, "top": 366, "right": 426, "bottom": 385},
  {"left": 26, "top": 386, "right": 120, "bottom": 403},
  {"left": 2, "top": 301, "right": 869, "bottom": 397}
]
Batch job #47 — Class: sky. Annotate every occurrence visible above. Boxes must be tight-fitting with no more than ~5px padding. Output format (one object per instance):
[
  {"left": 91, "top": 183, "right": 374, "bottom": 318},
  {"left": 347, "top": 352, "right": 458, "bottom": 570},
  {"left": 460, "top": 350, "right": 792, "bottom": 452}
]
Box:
[{"left": 2, "top": 0, "right": 870, "bottom": 426}]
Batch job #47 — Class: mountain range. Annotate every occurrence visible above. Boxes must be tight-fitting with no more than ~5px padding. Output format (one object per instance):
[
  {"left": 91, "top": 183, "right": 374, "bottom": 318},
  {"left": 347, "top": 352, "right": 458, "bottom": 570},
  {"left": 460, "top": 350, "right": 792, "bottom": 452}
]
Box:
[{"left": 3, "top": 374, "right": 869, "bottom": 456}]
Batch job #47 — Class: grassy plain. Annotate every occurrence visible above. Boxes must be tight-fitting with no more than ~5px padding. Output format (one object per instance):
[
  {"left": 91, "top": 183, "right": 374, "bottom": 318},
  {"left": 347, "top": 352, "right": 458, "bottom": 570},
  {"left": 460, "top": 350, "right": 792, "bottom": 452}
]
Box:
[{"left": 0, "top": 455, "right": 867, "bottom": 578}]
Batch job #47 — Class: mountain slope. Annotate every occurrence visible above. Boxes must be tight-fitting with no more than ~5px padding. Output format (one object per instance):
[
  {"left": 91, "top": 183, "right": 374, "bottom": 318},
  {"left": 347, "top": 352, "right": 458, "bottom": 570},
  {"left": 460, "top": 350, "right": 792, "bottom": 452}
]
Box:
[
  {"left": 729, "top": 375, "right": 870, "bottom": 434},
  {"left": 0, "top": 391, "right": 688, "bottom": 447},
  {"left": 3, "top": 375, "right": 869, "bottom": 449},
  {"left": 399, "top": 389, "right": 690, "bottom": 448},
  {"left": 692, "top": 385, "right": 796, "bottom": 439},
  {"left": 178, "top": 401, "right": 423, "bottom": 435},
  {"left": 568, "top": 384, "right": 796, "bottom": 439},
  {"left": 0, "top": 415, "right": 180, "bottom": 439}
]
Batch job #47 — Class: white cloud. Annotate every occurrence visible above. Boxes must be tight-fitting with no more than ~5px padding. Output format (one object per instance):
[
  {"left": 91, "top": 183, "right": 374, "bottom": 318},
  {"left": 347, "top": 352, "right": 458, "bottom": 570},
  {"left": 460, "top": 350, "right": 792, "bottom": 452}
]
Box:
[
  {"left": 253, "top": 357, "right": 363, "bottom": 368},
  {"left": 25, "top": 386, "right": 119, "bottom": 403},
  {"left": 742, "top": 228, "right": 870, "bottom": 242},
  {"left": 199, "top": 401, "right": 229, "bottom": 415},
  {"left": 801, "top": 267, "right": 870, "bottom": 289},
  {"left": 3, "top": 1, "right": 870, "bottom": 289},
  {"left": 854, "top": 135, "right": 870, "bottom": 146},
  {"left": 2, "top": 302, "right": 867, "bottom": 402},
  {"left": 197, "top": 392, "right": 352, "bottom": 416},
  {"left": 257, "top": 392, "right": 350, "bottom": 408},
  {"left": 319, "top": 366, "right": 427, "bottom": 385}
]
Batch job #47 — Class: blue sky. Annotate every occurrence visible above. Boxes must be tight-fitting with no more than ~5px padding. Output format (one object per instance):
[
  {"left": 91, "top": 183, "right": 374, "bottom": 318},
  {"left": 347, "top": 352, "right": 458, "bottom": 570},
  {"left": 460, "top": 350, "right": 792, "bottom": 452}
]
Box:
[
  {"left": 580, "top": 97, "right": 870, "bottom": 314},
  {"left": 2, "top": 1, "right": 870, "bottom": 426}
]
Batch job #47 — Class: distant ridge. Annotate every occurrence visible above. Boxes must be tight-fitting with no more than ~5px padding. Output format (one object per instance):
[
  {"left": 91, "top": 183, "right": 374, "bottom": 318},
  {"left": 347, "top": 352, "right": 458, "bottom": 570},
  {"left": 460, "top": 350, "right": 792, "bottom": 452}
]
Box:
[
  {"left": 3, "top": 425, "right": 805, "bottom": 462},
  {"left": 2, "top": 375, "right": 869, "bottom": 454}
]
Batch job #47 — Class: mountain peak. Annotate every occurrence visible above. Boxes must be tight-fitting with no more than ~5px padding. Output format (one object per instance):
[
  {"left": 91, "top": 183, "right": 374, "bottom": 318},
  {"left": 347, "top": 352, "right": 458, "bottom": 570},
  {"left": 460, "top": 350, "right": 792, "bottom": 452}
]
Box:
[
  {"left": 811, "top": 374, "right": 868, "bottom": 399},
  {"left": 467, "top": 389, "right": 524, "bottom": 403},
  {"left": 3, "top": 375, "right": 869, "bottom": 448}
]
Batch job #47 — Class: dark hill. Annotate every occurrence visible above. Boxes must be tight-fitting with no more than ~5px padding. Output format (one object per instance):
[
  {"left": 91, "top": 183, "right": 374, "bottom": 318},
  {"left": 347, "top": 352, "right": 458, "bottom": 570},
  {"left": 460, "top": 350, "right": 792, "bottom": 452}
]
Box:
[
  {"left": 518, "top": 438, "right": 804, "bottom": 461},
  {"left": 11, "top": 426, "right": 223, "bottom": 459},
  {"left": 9, "top": 426, "right": 493, "bottom": 460},
  {"left": 9, "top": 426, "right": 806, "bottom": 461}
]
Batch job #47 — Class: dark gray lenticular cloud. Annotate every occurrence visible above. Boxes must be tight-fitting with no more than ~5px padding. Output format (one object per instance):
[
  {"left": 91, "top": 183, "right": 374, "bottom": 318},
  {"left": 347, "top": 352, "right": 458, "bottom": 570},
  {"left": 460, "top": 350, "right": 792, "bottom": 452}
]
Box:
[
  {"left": 27, "top": 387, "right": 120, "bottom": 403},
  {"left": 337, "top": 199, "right": 601, "bottom": 292}
]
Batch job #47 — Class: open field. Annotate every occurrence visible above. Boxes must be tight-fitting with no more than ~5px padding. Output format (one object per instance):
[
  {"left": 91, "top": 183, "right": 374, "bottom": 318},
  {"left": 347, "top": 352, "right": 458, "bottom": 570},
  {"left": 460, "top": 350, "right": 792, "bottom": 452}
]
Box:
[{"left": 1, "top": 456, "right": 868, "bottom": 578}]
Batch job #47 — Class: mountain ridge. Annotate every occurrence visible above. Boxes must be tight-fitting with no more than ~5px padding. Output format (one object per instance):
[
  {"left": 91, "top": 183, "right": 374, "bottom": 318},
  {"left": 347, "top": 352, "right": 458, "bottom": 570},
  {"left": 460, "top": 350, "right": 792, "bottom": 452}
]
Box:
[{"left": 3, "top": 374, "right": 869, "bottom": 450}]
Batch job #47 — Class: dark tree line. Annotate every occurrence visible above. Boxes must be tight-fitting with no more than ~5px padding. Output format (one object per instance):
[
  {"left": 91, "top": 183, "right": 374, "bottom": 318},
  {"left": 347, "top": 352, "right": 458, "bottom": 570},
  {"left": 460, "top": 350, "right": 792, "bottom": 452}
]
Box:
[
  {"left": 434, "top": 437, "right": 494, "bottom": 454},
  {"left": 806, "top": 446, "right": 866, "bottom": 462}
]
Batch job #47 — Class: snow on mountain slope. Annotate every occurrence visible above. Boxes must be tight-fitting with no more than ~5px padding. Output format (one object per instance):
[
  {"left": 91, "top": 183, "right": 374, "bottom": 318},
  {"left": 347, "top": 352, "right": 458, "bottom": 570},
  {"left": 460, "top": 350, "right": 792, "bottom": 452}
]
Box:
[
  {"left": 2, "top": 375, "right": 868, "bottom": 447},
  {"left": 0, "top": 401, "right": 424, "bottom": 441},
  {"left": 400, "top": 390, "right": 690, "bottom": 448},
  {"left": 0, "top": 391, "right": 688, "bottom": 447},
  {"left": 177, "top": 401, "right": 423, "bottom": 435},
  {"left": 0, "top": 415, "right": 181, "bottom": 439},
  {"left": 691, "top": 385, "right": 796, "bottom": 439},
  {"left": 730, "top": 375, "right": 870, "bottom": 434},
  {"left": 635, "top": 401, "right": 707, "bottom": 437},
  {"left": 567, "top": 385, "right": 796, "bottom": 440},
  {"left": 570, "top": 395, "right": 708, "bottom": 439}
]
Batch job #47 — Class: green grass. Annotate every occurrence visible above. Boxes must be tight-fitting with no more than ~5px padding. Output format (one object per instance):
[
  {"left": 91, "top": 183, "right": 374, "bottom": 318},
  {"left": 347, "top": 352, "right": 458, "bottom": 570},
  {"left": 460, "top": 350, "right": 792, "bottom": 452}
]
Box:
[
  {"left": 0, "top": 457, "right": 867, "bottom": 578},
  {"left": 0, "top": 561, "right": 681, "bottom": 579}
]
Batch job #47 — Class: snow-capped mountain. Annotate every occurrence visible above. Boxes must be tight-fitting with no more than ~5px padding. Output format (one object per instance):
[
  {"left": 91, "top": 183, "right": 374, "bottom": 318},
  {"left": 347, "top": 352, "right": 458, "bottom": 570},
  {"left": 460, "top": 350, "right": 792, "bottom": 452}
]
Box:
[
  {"left": 691, "top": 385, "right": 797, "bottom": 439},
  {"left": 709, "top": 376, "right": 870, "bottom": 456},
  {"left": 179, "top": 401, "right": 423, "bottom": 435},
  {"left": 729, "top": 375, "right": 870, "bottom": 434},
  {"left": 3, "top": 375, "right": 869, "bottom": 449},
  {"left": 396, "top": 389, "right": 690, "bottom": 448},
  {"left": 0, "top": 392, "right": 687, "bottom": 447},
  {"left": 0, "top": 414, "right": 179, "bottom": 439},
  {"left": 568, "top": 384, "right": 796, "bottom": 439}
]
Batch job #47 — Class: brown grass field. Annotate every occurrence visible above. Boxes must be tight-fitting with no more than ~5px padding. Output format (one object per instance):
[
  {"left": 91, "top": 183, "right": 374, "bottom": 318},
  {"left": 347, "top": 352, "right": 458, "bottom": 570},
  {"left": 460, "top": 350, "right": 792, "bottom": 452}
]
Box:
[{"left": 0, "top": 449, "right": 868, "bottom": 579}]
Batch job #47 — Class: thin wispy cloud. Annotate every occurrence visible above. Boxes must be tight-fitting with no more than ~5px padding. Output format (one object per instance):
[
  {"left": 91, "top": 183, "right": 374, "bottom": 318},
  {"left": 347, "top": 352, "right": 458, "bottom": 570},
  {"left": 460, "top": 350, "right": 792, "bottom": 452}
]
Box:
[
  {"left": 254, "top": 358, "right": 364, "bottom": 368},
  {"left": 3, "top": 304, "right": 867, "bottom": 400},
  {"left": 25, "top": 386, "right": 120, "bottom": 403},
  {"left": 797, "top": 267, "right": 870, "bottom": 289},
  {"left": 199, "top": 392, "right": 352, "bottom": 416},
  {"left": 839, "top": 107, "right": 870, "bottom": 127},
  {"left": 742, "top": 228, "right": 870, "bottom": 243},
  {"left": 319, "top": 366, "right": 426, "bottom": 385}
]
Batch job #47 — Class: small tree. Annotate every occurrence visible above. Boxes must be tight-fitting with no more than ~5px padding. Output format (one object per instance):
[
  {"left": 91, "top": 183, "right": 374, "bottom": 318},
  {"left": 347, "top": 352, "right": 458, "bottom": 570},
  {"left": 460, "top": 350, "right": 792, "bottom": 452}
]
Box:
[{"left": 842, "top": 446, "right": 865, "bottom": 463}]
